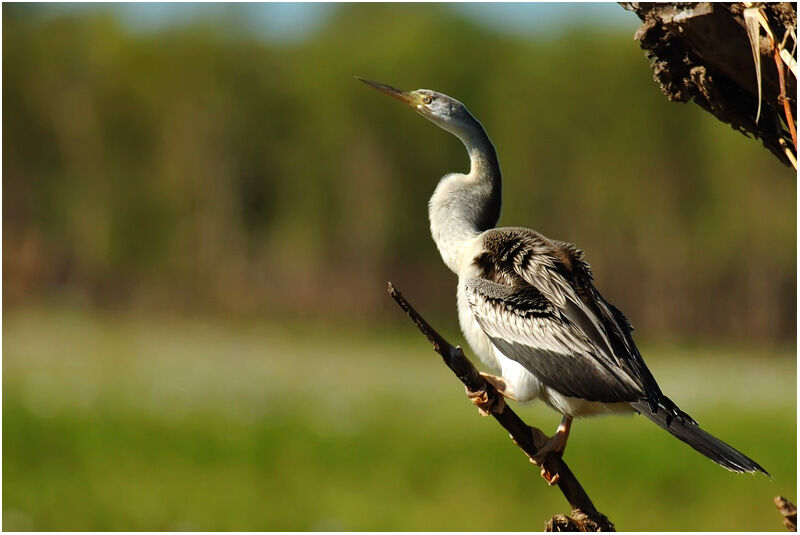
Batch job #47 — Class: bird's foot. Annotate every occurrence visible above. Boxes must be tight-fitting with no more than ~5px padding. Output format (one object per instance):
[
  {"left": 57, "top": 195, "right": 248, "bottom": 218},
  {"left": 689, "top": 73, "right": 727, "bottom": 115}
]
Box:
[
  {"left": 514, "top": 427, "right": 562, "bottom": 485},
  {"left": 515, "top": 417, "right": 573, "bottom": 485},
  {"left": 531, "top": 431, "right": 566, "bottom": 485},
  {"left": 465, "top": 373, "right": 507, "bottom": 416}
]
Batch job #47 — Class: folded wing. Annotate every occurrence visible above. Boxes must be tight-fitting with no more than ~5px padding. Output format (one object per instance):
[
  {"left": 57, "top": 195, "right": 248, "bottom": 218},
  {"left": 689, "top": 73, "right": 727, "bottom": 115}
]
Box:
[{"left": 466, "top": 228, "right": 663, "bottom": 408}]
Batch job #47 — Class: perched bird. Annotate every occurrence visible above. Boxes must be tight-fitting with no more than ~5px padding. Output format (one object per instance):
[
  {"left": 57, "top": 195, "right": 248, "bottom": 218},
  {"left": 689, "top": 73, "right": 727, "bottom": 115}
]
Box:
[{"left": 357, "top": 77, "right": 767, "bottom": 479}]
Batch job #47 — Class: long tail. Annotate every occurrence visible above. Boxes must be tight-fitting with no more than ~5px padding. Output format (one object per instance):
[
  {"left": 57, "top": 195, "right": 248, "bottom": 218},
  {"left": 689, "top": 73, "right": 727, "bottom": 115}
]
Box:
[{"left": 630, "top": 397, "right": 769, "bottom": 475}]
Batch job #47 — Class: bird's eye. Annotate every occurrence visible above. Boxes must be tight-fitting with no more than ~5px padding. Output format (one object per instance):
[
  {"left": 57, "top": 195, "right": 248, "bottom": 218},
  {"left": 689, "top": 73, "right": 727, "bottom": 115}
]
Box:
[{"left": 422, "top": 96, "right": 432, "bottom": 104}]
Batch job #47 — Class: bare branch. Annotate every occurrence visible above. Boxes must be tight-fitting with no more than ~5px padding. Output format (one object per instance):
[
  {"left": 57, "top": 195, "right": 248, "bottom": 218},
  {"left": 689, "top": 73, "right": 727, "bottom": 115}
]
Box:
[{"left": 388, "top": 282, "right": 614, "bottom": 532}]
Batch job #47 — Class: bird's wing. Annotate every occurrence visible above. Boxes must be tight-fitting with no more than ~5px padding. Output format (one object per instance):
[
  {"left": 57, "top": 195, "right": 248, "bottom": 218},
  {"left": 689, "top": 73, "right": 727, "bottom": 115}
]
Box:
[
  {"left": 466, "top": 228, "right": 663, "bottom": 406},
  {"left": 465, "top": 277, "right": 643, "bottom": 402}
]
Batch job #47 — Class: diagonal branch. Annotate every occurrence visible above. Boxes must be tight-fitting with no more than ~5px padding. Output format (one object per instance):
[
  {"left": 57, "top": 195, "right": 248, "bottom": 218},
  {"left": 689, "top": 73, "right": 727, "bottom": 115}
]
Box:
[{"left": 388, "top": 282, "right": 614, "bottom": 532}]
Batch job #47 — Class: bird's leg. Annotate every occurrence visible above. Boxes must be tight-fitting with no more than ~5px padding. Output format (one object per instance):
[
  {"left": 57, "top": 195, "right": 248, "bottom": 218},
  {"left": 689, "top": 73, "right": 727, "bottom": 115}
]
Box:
[
  {"left": 534, "top": 415, "right": 573, "bottom": 460},
  {"left": 522, "top": 415, "right": 573, "bottom": 485},
  {"left": 465, "top": 374, "right": 570, "bottom": 485},
  {"left": 465, "top": 372, "right": 513, "bottom": 416}
]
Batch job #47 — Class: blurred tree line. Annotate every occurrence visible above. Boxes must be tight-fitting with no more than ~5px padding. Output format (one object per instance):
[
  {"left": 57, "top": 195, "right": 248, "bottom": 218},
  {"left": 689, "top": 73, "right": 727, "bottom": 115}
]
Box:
[{"left": 3, "top": 4, "right": 796, "bottom": 343}]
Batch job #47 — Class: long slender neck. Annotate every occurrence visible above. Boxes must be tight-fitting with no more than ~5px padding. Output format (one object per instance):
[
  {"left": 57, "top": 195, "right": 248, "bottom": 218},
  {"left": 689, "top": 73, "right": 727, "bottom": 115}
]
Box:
[{"left": 429, "top": 120, "right": 502, "bottom": 274}]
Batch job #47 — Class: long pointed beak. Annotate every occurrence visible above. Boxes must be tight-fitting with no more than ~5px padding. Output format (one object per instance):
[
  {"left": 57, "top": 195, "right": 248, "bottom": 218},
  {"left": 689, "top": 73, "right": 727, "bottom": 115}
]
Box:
[{"left": 355, "top": 76, "right": 422, "bottom": 107}]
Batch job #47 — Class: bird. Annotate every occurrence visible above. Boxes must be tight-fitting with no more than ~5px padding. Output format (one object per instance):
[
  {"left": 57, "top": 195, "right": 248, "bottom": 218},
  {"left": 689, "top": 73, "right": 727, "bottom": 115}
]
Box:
[{"left": 357, "top": 76, "right": 768, "bottom": 481}]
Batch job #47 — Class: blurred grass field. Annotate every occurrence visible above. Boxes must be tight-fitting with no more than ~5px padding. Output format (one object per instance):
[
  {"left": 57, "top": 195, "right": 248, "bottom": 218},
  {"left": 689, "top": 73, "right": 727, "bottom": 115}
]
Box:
[{"left": 3, "top": 308, "right": 796, "bottom": 531}]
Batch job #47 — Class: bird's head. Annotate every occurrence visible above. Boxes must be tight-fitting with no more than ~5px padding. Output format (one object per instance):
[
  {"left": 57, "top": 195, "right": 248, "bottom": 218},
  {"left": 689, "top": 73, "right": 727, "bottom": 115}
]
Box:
[{"left": 356, "top": 77, "right": 478, "bottom": 138}]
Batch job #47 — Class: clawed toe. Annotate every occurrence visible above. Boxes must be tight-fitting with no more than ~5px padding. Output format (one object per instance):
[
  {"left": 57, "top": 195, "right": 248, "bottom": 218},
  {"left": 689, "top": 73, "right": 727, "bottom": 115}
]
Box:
[
  {"left": 516, "top": 417, "right": 573, "bottom": 485},
  {"left": 465, "top": 383, "right": 505, "bottom": 416},
  {"left": 525, "top": 427, "right": 562, "bottom": 484},
  {"left": 539, "top": 464, "right": 560, "bottom": 485},
  {"left": 465, "top": 372, "right": 508, "bottom": 416}
]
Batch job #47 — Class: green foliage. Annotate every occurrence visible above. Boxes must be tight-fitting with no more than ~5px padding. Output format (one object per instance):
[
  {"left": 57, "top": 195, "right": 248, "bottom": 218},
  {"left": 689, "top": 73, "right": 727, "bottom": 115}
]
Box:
[
  {"left": 3, "top": 309, "right": 796, "bottom": 530},
  {"left": 3, "top": 5, "right": 796, "bottom": 340}
]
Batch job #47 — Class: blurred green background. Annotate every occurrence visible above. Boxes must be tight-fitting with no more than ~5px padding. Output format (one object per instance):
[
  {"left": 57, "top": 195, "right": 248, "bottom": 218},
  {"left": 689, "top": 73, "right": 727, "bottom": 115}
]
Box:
[{"left": 3, "top": 2, "right": 796, "bottom": 531}]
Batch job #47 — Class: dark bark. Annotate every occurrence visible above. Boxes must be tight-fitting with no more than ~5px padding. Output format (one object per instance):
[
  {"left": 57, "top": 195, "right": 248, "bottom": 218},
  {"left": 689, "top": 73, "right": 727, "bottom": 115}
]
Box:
[
  {"left": 387, "top": 282, "right": 614, "bottom": 532},
  {"left": 621, "top": 2, "right": 797, "bottom": 167}
]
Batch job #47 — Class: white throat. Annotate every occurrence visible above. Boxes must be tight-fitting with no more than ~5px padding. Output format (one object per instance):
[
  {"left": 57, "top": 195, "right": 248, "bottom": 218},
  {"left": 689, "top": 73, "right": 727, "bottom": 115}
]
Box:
[
  {"left": 429, "top": 173, "right": 481, "bottom": 273},
  {"left": 428, "top": 122, "right": 501, "bottom": 274}
]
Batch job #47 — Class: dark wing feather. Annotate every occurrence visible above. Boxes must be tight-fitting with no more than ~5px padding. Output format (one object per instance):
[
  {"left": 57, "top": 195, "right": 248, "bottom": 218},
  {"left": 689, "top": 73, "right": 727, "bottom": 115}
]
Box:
[
  {"left": 465, "top": 277, "right": 643, "bottom": 402},
  {"left": 469, "top": 228, "right": 663, "bottom": 406}
]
